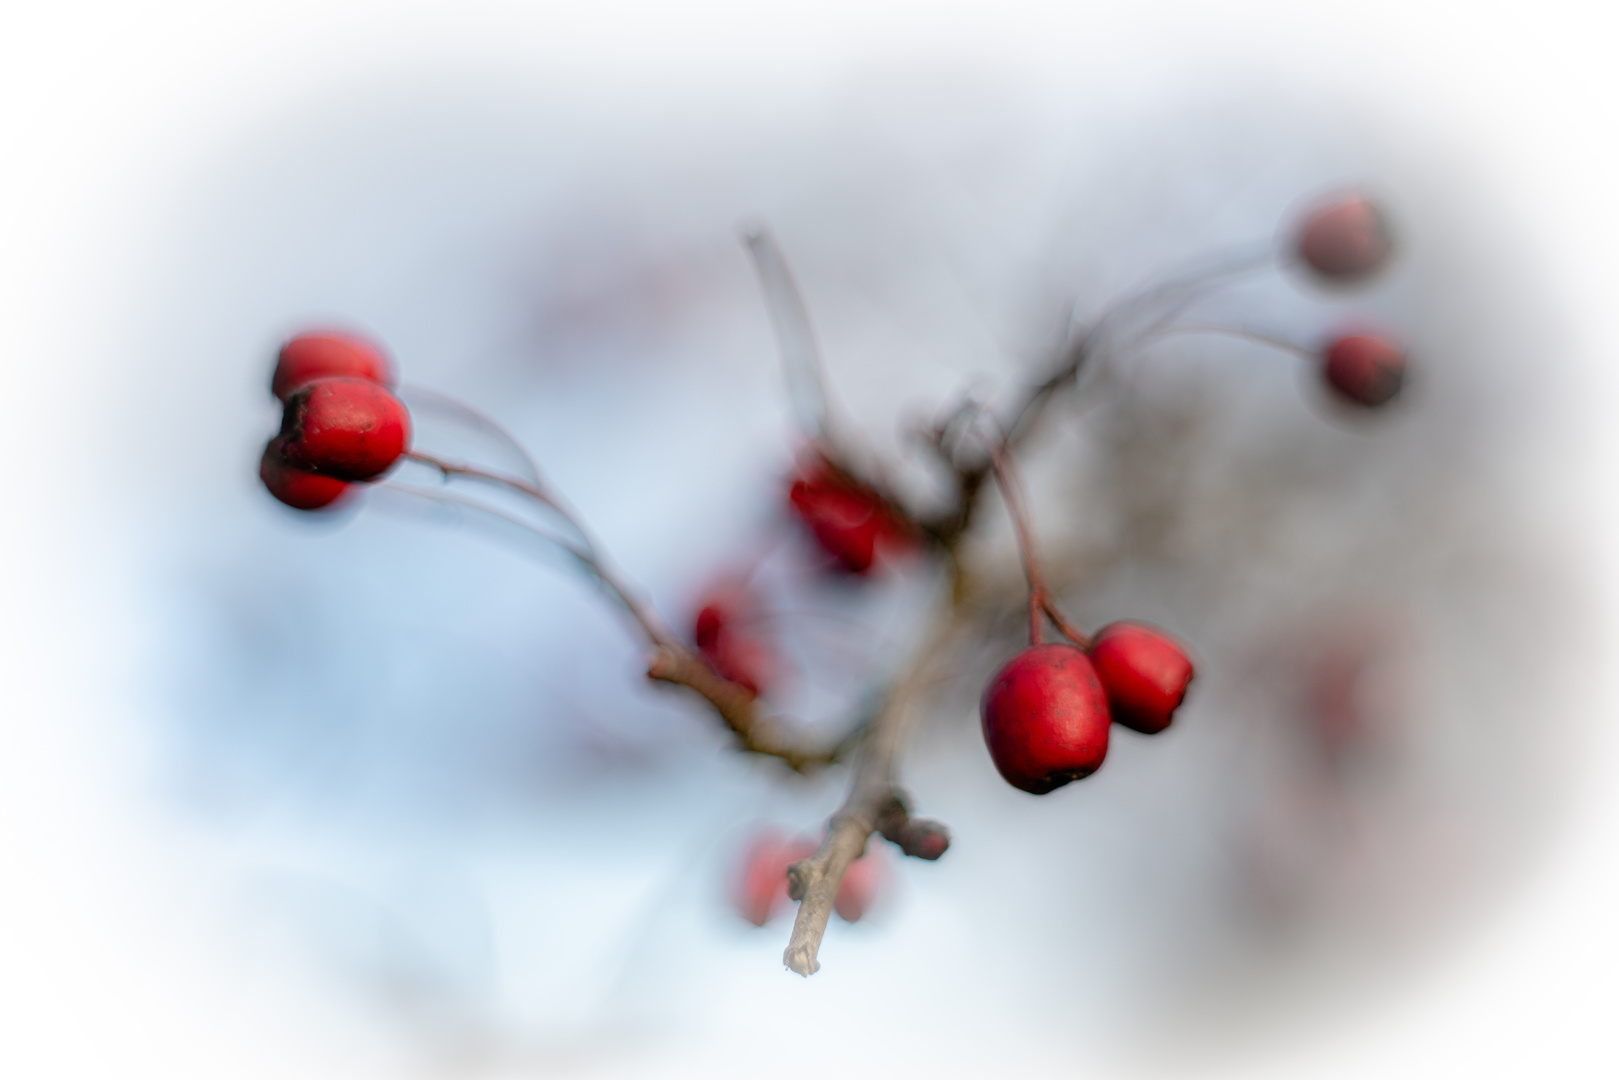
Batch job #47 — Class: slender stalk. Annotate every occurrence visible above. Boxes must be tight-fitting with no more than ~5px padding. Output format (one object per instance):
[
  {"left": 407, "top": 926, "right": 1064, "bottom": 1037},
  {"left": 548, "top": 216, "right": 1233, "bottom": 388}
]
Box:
[
  {"left": 981, "top": 431, "right": 1091, "bottom": 649},
  {"left": 400, "top": 450, "right": 847, "bottom": 770}
]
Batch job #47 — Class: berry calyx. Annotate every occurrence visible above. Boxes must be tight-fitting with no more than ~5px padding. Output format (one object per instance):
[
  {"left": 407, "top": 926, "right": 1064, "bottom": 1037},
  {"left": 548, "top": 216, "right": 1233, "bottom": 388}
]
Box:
[
  {"left": 980, "top": 643, "right": 1111, "bottom": 794},
  {"left": 271, "top": 331, "right": 394, "bottom": 401},
  {"left": 279, "top": 377, "right": 412, "bottom": 481},
  {"left": 1088, "top": 621, "right": 1194, "bottom": 735},
  {"left": 735, "top": 831, "right": 817, "bottom": 926},
  {"left": 1322, "top": 333, "right": 1405, "bottom": 407},
  {"left": 788, "top": 457, "right": 911, "bottom": 575},
  {"left": 693, "top": 588, "right": 775, "bottom": 697},
  {"left": 1295, "top": 194, "right": 1393, "bottom": 283},
  {"left": 259, "top": 438, "right": 350, "bottom": 510}
]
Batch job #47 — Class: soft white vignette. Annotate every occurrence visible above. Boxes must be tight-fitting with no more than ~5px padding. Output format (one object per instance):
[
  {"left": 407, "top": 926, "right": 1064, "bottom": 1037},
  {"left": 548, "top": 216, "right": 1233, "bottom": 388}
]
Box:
[{"left": 1, "top": 2, "right": 1616, "bottom": 1077}]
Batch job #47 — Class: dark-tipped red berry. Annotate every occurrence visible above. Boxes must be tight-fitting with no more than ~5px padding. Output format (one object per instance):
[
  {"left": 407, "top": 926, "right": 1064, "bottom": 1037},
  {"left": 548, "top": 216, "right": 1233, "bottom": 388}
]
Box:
[
  {"left": 259, "top": 437, "right": 350, "bottom": 510},
  {"left": 280, "top": 377, "right": 412, "bottom": 481},
  {"left": 980, "top": 643, "right": 1110, "bottom": 794},
  {"left": 1088, "top": 621, "right": 1195, "bottom": 735},
  {"left": 694, "top": 589, "right": 775, "bottom": 697},
  {"left": 788, "top": 458, "right": 911, "bottom": 575},
  {"left": 1295, "top": 194, "right": 1393, "bottom": 283},
  {"left": 734, "top": 831, "right": 817, "bottom": 926},
  {"left": 271, "top": 331, "right": 394, "bottom": 401},
  {"left": 895, "top": 818, "right": 950, "bottom": 860},
  {"left": 1322, "top": 334, "right": 1405, "bottom": 407}
]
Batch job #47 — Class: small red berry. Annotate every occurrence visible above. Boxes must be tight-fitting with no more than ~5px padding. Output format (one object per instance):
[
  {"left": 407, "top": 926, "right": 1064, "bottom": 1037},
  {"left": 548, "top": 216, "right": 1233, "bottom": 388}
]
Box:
[
  {"left": 1088, "top": 621, "right": 1195, "bottom": 735},
  {"left": 787, "top": 458, "right": 911, "bottom": 575},
  {"left": 834, "top": 847, "right": 886, "bottom": 922},
  {"left": 1322, "top": 333, "right": 1405, "bottom": 407},
  {"left": 259, "top": 437, "right": 350, "bottom": 510},
  {"left": 271, "top": 331, "right": 394, "bottom": 401},
  {"left": 693, "top": 589, "right": 775, "bottom": 696},
  {"left": 734, "top": 831, "right": 817, "bottom": 926},
  {"left": 280, "top": 377, "right": 412, "bottom": 481},
  {"left": 980, "top": 643, "right": 1111, "bottom": 794},
  {"left": 1295, "top": 194, "right": 1393, "bottom": 282}
]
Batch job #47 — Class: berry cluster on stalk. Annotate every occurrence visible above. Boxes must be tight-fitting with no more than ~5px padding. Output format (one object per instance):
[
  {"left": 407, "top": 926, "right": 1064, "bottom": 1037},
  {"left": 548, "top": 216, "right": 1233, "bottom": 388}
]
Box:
[{"left": 256, "top": 189, "right": 1406, "bottom": 975}]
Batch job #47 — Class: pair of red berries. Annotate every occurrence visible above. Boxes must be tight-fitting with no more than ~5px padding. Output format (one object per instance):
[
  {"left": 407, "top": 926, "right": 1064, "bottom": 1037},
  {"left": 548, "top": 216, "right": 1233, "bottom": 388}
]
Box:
[
  {"left": 259, "top": 332, "right": 413, "bottom": 510},
  {"left": 981, "top": 622, "right": 1193, "bottom": 795},
  {"left": 788, "top": 457, "right": 913, "bottom": 575},
  {"left": 1295, "top": 194, "right": 1406, "bottom": 409},
  {"left": 734, "top": 830, "right": 884, "bottom": 926}
]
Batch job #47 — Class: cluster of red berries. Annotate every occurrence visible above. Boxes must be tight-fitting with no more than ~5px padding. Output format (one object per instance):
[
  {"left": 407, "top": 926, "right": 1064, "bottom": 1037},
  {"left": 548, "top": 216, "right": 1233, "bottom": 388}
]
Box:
[
  {"left": 734, "top": 830, "right": 885, "bottom": 926},
  {"left": 788, "top": 455, "right": 915, "bottom": 575},
  {"left": 981, "top": 622, "right": 1193, "bottom": 794},
  {"left": 1295, "top": 193, "right": 1407, "bottom": 409},
  {"left": 259, "top": 332, "right": 413, "bottom": 509}
]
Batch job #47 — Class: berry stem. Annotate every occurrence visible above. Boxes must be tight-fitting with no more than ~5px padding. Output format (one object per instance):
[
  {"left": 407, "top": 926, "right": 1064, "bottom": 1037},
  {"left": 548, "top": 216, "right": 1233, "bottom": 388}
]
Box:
[
  {"left": 981, "top": 431, "right": 1089, "bottom": 647},
  {"left": 399, "top": 450, "right": 846, "bottom": 771},
  {"left": 1141, "top": 321, "right": 1314, "bottom": 360},
  {"left": 405, "top": 450, "right": 669, "bottom": 646}
]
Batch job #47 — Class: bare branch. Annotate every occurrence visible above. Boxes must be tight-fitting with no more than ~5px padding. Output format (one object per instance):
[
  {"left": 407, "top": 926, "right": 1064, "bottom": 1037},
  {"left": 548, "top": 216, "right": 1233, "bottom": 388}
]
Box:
[{"left": 782, "top": 588, "right": 963, "bottom": 974}]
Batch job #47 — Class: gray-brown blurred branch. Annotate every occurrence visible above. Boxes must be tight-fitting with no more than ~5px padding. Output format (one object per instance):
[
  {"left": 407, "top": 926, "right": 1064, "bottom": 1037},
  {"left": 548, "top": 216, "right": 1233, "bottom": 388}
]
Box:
[{"left": 782, "top": 585, "right": 962, "bottom": 975}]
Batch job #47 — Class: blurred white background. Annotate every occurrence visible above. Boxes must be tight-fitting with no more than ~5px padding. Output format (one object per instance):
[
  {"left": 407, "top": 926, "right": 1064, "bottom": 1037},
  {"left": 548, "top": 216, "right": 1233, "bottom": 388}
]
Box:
[{"left": 2, "top": 2, "right": 1617, "bottom": 1078}]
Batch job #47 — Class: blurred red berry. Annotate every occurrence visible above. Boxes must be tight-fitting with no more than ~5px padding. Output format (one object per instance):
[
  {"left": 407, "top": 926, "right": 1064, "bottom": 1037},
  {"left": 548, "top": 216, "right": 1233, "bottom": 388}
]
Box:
[
  {"left": 259, "top": 437, "right": 350, "bottom": 510},
  {"left": 1322, "top": 333, "right": 1405, "bottom": 407},
  {"left": 271, "top": 331, "right": 394, "bottom": 401},
  {"left": 788, "top": 458, "right": 910, "bottom": 575},
  {"left": 1088, "top": 621, "right": 1194, "bottom": 735},
  {"left": 980, "top": 643, "right": 1110, "bottom": 794},
  {"left": 734, "top": 831, "right": 817, "bottom": 927},
  {"left": 834, "top": 847, "right": 887, "bottom": 922},
  {"left": 280, "top": 377, "right": 412, "bottom": 481},
  {"left": 1295, "top": 194, "right": 1393, "bottom": 283},
  {"left": 693, "top": 588, "right": 775, "bottom": 696}
]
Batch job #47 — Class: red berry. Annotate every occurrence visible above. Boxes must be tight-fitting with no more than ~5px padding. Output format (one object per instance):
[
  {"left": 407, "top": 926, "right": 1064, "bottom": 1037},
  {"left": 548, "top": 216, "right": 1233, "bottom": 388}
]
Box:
[
  {"left": 271, "top": 331, "right": 394, "bottom": 401},
  {"left": 980, "top": 643, "right": 1111, "bottom": 794},
  {"left": 734, "top": 831, "right": 817, "bottom": 926},
  {"left": 693, "top": 589, "right": 775, "bottom": 696},
  {"left": 280, "top": 377, "right": 412, "bottom": 481},
  {"left": 1322, "top": 333, "right": 1405, "bottom": 407},
  {"left": 787, "top": 459, "right": 910, "bottom": 575},
  {"left": 259, "top": 437, "right": 350, "bottom": 510},
  {"left": 1295, "top": 194, "right": 1393, "bottom": 282},
  {"left": 834, "top": 847, "right": 886, "bottom": 922},
  {"left": 1088, "top": 621, "right": 1195, "bottom": 735}
]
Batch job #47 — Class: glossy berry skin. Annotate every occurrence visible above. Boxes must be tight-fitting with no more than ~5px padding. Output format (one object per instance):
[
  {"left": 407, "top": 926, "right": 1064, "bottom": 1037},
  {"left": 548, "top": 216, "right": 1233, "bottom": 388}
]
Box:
[
  {"left": 834, "top": 848, "right": 886, "bottom": 923},
  {"left": 694, "top": 596, "right": 774, "bottom": 697},
  {"left": 271, "top": 331, "right": 394, "bottom": 401},
  {"left": 1296, "top": 195, "right": 1393, "bottom": 282},
  {"left": 788, "top": 459, "right": 909, "bottom": 575},
  {"left": 280, "top": 377, "right": 411, "bottom": 481},
  {"left": 1089, "top": 622, "right": 1195, "bottom": 735},
  {"left": 735, "top": 831, "right": 817, "bottom": 926},
  {"left": 1322, "top": 334, "right": 1405, "bottom": 407},
  {"left": 259, "top": 438, "right": 350, "bottom": 510},
  {"left": 980, "top": 644, "right": 1111, "bottom": 794}
]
